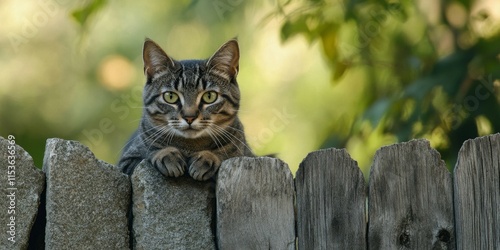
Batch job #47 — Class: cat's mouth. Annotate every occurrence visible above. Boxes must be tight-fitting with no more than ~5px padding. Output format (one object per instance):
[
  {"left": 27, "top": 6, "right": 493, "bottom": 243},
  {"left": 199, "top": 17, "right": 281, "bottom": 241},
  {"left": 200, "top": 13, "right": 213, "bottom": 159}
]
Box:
[{"left": 177, "top": 126, "right": 206, "bottom": 139}]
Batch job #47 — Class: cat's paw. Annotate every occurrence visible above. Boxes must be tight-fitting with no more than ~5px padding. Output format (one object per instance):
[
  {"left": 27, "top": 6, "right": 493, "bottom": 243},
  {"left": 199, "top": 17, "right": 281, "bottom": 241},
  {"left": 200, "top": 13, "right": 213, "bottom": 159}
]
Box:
[
  {"left": 188, "top": 151, "right": 222, "bottom": 181},
  {"left": 150, "top": 147, "right": 187, "bottom": 178}
]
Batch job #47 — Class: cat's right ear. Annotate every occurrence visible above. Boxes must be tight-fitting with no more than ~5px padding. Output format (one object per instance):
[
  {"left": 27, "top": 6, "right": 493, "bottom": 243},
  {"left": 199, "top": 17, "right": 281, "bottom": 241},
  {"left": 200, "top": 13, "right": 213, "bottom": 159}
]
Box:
[{"left": 143, "top": 38, "right": 175, "bottom": 82}]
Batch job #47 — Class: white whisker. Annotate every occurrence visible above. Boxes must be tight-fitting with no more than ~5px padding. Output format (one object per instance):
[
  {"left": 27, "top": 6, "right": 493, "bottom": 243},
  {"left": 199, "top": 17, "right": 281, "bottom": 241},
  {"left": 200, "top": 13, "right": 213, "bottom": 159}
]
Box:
[
  {"left": 206, "top": 128, "right": 229, "bottom": 159},
  {"left": 113, "top": 123, "right": 166, "bottom": 158},
  {"left": 210, "top": 123, "right": 252, "bottom": 155}
]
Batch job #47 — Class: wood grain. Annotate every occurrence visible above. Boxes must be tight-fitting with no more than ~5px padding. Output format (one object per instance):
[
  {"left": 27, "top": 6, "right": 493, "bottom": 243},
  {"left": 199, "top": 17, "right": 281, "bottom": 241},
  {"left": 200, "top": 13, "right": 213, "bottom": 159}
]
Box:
[
  {"left": 368, "top": 139, "right": 455, "bottom": 249},
  {"left": 216, "top": 157, "right": 295, "bottom": 250},
  {"left": 295, "top": 148, "right": 367, "bottom": 250},
  {"left": 454, "top": 133, "right": 500, "bottom": 249}
]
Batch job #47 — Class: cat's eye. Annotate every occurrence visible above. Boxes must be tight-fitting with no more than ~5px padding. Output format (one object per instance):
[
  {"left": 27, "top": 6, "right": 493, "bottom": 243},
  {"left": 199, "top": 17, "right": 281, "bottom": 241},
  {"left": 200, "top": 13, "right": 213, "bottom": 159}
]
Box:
[
  {"left": 202, "top": 91, "right": 218, "bottom": 104},
  {"left": 163, "top": 92, "right": 179, "bottom": 104}
]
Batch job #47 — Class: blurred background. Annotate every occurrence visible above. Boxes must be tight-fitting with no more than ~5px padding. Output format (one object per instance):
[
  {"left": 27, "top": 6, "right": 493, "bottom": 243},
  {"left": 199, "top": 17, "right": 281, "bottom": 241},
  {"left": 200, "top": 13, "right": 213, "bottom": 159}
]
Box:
[{"left": 1, "top": 0, "right": 499, "bottom": 176}]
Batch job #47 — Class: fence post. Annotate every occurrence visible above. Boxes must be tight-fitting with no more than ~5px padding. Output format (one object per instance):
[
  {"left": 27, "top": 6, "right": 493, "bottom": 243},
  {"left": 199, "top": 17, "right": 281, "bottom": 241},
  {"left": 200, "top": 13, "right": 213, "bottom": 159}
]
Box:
[
  {"left": 0, "top": 136, "right": 45, "bottom": 249},
  {"left": 216, "top": 157, "right": 295, "bottom": 249},
  {"left": 295, "top": 148, "right": 366, "bottom": 249},
  {"left": 454, "top": 133, "right": 500, "bottom": 249},
  {"left": 368, "top": 139, "right": 455, "bottom": 249},
  {"left": 131, "top": 160, "right": 216, "bottom": 249},
  {"left": 43, "top": 139, "right": 130, "bottom": 249}
]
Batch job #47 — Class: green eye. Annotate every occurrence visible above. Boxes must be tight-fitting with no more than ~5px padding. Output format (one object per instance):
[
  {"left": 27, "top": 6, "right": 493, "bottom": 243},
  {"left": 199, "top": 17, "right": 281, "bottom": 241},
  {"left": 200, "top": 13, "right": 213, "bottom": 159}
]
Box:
[
  {"left": 163, "top": 92, "right": 179, "bottom": 104},
  {"left": 202, "top": 91, "right": 218, "bottom": 104}
]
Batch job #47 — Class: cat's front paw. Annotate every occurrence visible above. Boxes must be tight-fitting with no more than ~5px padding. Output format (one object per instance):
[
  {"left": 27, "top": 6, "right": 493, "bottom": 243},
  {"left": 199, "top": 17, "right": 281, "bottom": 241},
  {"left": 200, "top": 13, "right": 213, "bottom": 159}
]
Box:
[
  {"left": 150, "top": 147, "right": 187, "bottom": 178},
  {"left": 188, "top": 151, "right": 222, "bottom": 181}
]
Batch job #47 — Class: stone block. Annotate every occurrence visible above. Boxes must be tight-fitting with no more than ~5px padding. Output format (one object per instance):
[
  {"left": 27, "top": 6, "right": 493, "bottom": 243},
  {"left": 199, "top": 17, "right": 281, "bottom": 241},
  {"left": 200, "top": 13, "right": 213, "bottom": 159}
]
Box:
[
  {"left": 131, "top": 160, "right": 215, "bottom": 249},
  {"left": 43, "top": 138, "right": 130, "bottom": 249},
  {"left": 0, "top": 136, "right": 45, "bottom": 250}
]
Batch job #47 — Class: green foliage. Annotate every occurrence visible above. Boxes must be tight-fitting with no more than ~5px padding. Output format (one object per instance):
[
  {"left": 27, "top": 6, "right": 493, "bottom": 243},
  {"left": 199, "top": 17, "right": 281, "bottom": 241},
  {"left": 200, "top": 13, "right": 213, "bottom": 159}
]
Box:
[
  {"left": 276, "top": 0, "right": 500, "bottom": 168},
  {"left": 72, "top": 0, "right": 108, "bottom": 27},
  {"left": 1, "top": 0, "right": 499, "bottom": 173}
]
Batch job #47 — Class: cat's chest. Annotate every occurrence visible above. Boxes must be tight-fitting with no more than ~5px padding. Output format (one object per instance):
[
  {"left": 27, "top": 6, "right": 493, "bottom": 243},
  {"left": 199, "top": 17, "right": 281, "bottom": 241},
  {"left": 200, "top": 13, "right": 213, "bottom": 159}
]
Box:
[{"left": 160, "top": 136, "right": 216, "bottom": 153}]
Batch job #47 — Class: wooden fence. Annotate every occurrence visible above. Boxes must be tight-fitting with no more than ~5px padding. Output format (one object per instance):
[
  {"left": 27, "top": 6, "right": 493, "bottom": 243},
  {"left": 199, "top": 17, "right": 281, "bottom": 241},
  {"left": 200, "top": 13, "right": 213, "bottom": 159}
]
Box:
[
  {"left": 0, "top": 134, "right": 499, "bottom": 249},
  {"left": 217, "top": 134, "right": 499, "bottom": 249}
]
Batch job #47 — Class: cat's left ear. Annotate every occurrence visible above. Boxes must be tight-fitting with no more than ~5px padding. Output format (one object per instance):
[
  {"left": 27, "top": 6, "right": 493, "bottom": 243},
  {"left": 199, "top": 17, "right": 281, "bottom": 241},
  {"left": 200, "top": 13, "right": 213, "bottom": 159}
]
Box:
[{"left": 206, "top": 38, "right": 239, "bottom": 81}]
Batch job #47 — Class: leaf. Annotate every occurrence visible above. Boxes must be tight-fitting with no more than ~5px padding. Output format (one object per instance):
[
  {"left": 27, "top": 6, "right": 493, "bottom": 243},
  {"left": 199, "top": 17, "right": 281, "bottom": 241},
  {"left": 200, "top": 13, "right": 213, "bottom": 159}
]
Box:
[
  {"left": 72, "top": 0, "right": 107, "bottom": 27},
  {"left": 386, "top": 2, "right": 407, "bottom": 21},
  {"left": 320, "top": 28, "right": 338, "bottom": 62},
  {"left": 362, "top": 98, "right": 393, "bottom": 126},
  {"left": 402, "top": 49, "right": 474, "bottom": 100},
  {"left": 280, "top": 18, "right": 307, "bottom": 41},
  {"left": 345, "top": 0, "right": 364, "bottom": 20},
  {"left": 395, "top": 123, "right": 413, "bottom": 141},
  {"left": 332, "top": 61, "right": 349, "bottom": 81},
  {"left": 281, "top": 14, "right": 325, "bottom": 43},
  {"left": 402, "top": 77, "right": 436, "bottom": 100}
]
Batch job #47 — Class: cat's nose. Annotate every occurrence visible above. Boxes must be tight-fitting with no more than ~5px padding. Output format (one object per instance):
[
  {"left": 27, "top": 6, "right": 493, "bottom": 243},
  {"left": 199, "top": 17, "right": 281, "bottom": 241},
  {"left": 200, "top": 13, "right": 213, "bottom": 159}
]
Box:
[{"left": 184, "top": 116, "right": 196, "bottom": 125}]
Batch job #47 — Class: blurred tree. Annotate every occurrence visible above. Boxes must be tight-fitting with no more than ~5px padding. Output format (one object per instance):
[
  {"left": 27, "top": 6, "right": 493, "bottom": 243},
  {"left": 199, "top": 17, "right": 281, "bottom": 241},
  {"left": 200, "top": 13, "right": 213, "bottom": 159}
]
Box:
[
  {"left": 0, "top": 0, "right": 258, "bottom": 168},
  {"left": 274, "top": 0, "right": 500, "bottom": 169},
  {"left": 2, "top": 0, "right": 499, "bottom": 173}
]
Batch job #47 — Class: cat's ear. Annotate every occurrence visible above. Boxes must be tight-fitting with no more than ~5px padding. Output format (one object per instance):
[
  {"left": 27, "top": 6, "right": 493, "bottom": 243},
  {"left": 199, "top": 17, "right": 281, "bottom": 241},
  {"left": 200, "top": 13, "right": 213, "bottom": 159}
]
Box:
[
  {"left": 143, "top": 38, "right": 175, "bottom": 82},
  {"left": 206, "top": 38, "right": 239, "bottom": 81}
]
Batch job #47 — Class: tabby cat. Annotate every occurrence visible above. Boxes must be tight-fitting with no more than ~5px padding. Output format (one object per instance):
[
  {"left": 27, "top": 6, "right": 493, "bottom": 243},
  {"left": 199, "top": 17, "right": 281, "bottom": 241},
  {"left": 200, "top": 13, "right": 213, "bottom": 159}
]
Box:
[{"left": 118, "top": 38, "right": 254, "bottom": 181}]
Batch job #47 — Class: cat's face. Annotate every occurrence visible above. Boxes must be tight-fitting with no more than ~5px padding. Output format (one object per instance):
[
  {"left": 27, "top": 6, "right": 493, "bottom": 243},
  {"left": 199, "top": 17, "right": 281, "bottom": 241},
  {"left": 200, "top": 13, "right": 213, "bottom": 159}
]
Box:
[{"left": 142, "top": 39, "right": 241, "bottom": 139}]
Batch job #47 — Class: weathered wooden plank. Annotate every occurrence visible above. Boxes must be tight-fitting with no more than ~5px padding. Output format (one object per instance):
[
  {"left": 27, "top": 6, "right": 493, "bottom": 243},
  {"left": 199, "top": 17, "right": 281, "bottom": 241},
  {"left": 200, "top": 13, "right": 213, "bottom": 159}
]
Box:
[
  {"left": 454, "top": 133, "right": 500, "bottom": 250},
  {"left": 295, "top": 148, "right": 367, "bottom": 250},
  {"left": 216, "top": 157, "right": 295, "bottom": 250},
  {"left": 368, "top": 139, "right": 455, "bottom": 249}
]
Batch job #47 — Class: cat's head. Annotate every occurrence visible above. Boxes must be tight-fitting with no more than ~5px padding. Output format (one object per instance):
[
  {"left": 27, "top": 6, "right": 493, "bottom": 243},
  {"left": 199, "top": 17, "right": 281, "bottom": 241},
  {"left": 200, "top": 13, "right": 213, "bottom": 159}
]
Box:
[{"left": 141, "top": 38, "right": 241, "bottom": 139}]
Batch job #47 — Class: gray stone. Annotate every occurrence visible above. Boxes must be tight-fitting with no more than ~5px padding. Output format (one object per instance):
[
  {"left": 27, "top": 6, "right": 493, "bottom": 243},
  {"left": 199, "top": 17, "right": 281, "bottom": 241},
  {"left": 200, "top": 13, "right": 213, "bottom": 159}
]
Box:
[
  {"left": 43, "top": 138, "right": 130, "bottom": 249},
  {"left": 131, "top": 160, "right": 215, "bottom": 250},
  {"left": 0, "top": 136, "right": 45, "bottom": 250}
]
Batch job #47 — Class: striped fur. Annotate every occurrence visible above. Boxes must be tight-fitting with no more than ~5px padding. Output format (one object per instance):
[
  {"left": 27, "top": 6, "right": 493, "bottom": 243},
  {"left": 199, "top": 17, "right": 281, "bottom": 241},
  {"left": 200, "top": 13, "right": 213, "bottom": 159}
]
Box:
[{"left": 118, "top": 38, "right": 254, "bottom": 181}]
